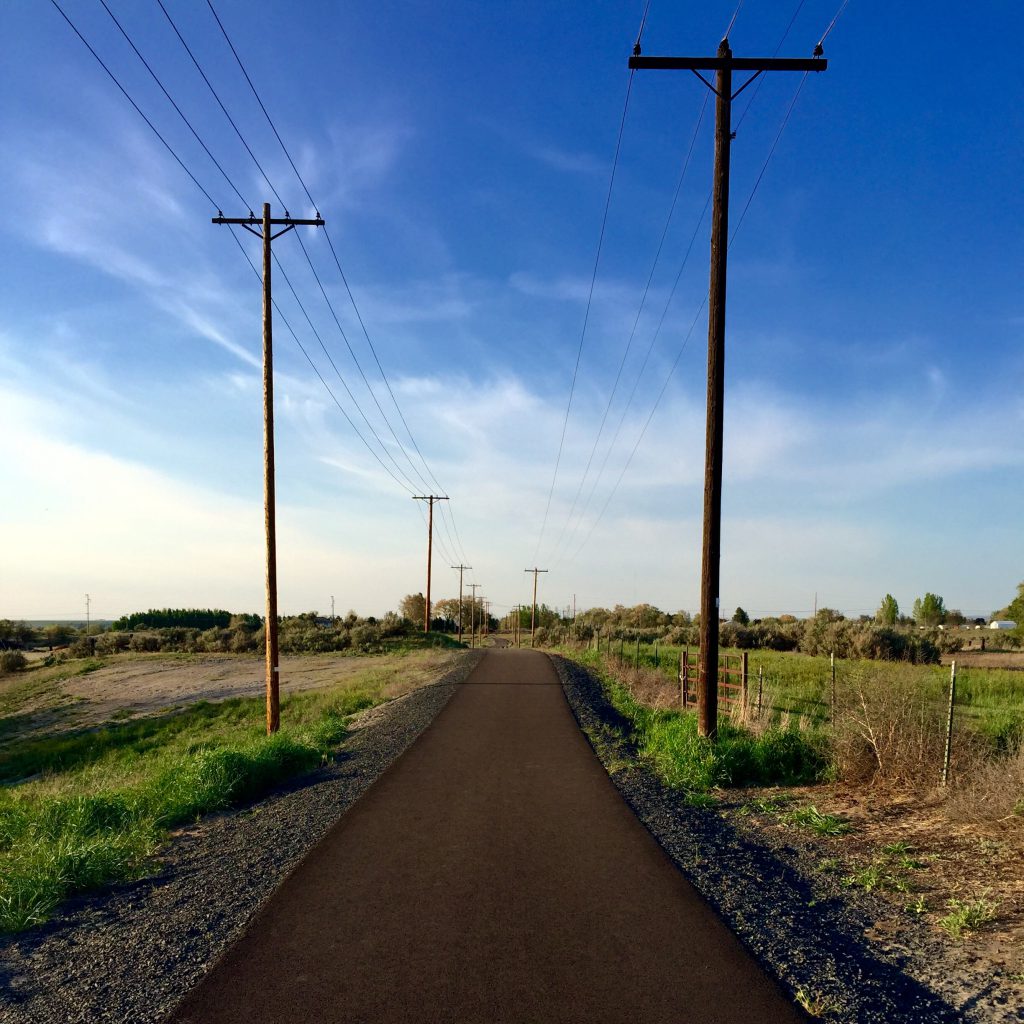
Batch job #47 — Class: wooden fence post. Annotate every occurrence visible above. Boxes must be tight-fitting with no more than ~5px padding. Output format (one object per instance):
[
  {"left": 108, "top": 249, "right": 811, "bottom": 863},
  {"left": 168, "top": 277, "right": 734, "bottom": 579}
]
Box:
[
  {"left": 942, "top": 660, "right": 957, "bottom": 786},
  {"left": 830, "top": 651, "right": 836, "bottom": 725},
  {"left": 741, "top": 650, "right": 749, "bottom": 719},
  {"left": 635, "top": 636, "right": 641, "bottom": 669}
]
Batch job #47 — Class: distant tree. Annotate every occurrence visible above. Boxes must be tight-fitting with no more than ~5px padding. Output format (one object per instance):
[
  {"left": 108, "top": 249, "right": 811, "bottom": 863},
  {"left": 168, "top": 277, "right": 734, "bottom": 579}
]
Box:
[
  {"left": 732, "top": 607, "right": 750, "bottom": 625},
  {"left": 912, "top": 593, "right": 946, "bottom": 627},
  {"left": 996, "top": 582, "right": 1024, "bottom": 624},
  {"left": 875, "top": 594, "right": 899, "bottom": 627},
  {"left": 42, "top": 623, "right": 74, "bottom": 646},
  {"left": 398, "top": 593, "right": 426, "bottom": 625},
  {"left": 945, "top": 608, "right": 966, "bottom": 627}
]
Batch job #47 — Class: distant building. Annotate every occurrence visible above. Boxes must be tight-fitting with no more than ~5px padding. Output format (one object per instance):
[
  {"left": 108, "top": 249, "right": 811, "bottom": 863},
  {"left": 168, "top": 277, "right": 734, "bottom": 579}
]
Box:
[{"left": 989, "top": 620, "right": 1017, "bottom": 630}]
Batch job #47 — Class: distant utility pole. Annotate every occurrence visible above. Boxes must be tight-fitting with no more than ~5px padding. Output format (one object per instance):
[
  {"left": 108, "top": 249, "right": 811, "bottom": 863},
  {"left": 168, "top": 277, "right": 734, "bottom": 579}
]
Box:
[
  {"left": 331, "top": 595, "right": 335, "bottom": 624},
  {"left": 213, "top": 203, "right": 325, "bottom": 734},
  {"left": 452, "top": 564, "right": 471, "bottom": 643},
  {"left": 468, "top": 583, "right": 481, "bottom": 648},
  {"left": 85, "top": 593, "right": 90, "bottom": 635},
  {"left": 524, "top": 568, "right": 548, "bottom": 648},
  {"left": 630, "top": 39, "right": 826, "bottom": 740},
  {"left": 413, "top": 495, "right": 449, "bottom": 633}
]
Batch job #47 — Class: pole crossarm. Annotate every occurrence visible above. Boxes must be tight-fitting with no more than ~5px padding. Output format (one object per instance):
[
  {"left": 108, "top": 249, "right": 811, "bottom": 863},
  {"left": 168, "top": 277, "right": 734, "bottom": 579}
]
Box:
[
  {"left": 629, "top": 56, "right": 826, "bottom": 73},
  {"left": 212, "top": 214, "right": 325, "bottom": 241}
]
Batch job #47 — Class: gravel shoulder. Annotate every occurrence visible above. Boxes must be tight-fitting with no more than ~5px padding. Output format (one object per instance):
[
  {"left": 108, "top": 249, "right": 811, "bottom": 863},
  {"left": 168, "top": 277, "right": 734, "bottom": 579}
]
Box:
[
  {"left": 551, "top": 654, "right": 1018, "bottom": 1024},
  {"left": 0, "top": 650, "right": 483, "bottom": 1024}
]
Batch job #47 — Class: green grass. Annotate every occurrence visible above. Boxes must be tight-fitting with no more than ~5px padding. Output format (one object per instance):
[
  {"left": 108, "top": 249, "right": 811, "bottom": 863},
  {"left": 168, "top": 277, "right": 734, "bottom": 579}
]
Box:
[
  {"left": 0, "top": 651, "right": 452, "bottom": 934},
  {"left": 788, "top": 805, "right": 854, "bottom": 835},
  {"left": 566, "top": 649, "right": 828, "bottom": 794},
  {"left": 939, "top": 895, "right": 998, "bottom": 938},
  {"left": 572, "top": 641, "right": 1024, "bottom": 750}
]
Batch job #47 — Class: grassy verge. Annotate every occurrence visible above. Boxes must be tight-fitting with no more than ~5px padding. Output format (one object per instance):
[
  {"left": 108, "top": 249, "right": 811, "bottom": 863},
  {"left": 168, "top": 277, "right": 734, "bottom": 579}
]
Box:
[
  {"left": 563, "top": 649, "right": 829, "bottom": 794},
  {"left": 0, "top": 651, "right": 455, "bottom": 934}
]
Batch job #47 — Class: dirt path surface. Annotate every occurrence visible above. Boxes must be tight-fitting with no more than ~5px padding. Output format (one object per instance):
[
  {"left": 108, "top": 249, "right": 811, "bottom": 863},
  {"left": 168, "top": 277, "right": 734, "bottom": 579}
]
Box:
[{"left": 170, "top": 649, "right": 801, "bottom": 1024}]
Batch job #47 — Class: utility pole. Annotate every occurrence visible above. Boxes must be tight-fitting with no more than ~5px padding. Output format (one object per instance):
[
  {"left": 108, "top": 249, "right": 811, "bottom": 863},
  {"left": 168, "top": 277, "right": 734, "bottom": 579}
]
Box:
[
  {"left": 213, "top": 203, "right": 325, "bottom": 734},
  {"left": 630, "top": 39, "right": 826, "bottom": 739},
  {"left": 524, "top": 568, "right": 548, "bottom": 648},
  {"left": 85, "top": 593, "right": 90, "bottom": 636},
  {"left": 468, "top": 583, "right": 481, "bottom": 648},
  {"left": 452, "top": 564, "right": 471, "bottom": 643},
  {"left": 331, "top": 595, "right": 335, "bottom": 624},
  {"left": 413, "top": 495, "right": 448, "bottom": 633}
]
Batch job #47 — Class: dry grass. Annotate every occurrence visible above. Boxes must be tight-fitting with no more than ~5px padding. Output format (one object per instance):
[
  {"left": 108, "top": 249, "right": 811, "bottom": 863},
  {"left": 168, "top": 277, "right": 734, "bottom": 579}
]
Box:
[
  {"left": 945, "top": 743, "right": 1024, "bottom": 823},
  {"left": 832, "top": 667, "right": 985, "bottom": 787}
]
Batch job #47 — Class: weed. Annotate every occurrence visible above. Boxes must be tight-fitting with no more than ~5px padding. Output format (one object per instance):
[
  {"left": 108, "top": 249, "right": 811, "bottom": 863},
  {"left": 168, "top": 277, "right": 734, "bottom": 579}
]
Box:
[
  {"left": 843, "top": 863, "right": 885, "bottom": 892},
  {"left": 795, "top": 987, "right": 835, "bottom": 1017},
  {"left": 788, "top": 805, "right": 853, "bottom": 836},
  {"left": 738, "top": 793, "right": 795, "bottom": 815},
  {"left": 907, "top": 895, "right": 928, "bottom": 915},
  {"left": 880, "top": 841, "right": 913, "bottom": 856},
  {"left": 817, "top": 857, "right": 841, "bottom": 873},
  {"left": 685, "top": 792, "right": 719, "bottom": 809},
  {"left": 939, "top": 895, "right": 998, "bottom": 938}
]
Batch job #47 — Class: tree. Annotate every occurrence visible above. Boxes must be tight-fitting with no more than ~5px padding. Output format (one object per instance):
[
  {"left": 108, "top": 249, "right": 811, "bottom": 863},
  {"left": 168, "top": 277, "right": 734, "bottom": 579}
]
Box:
[
  {"left": 875, "top": 594, "right": 899, "bottom": 628},
  {"left": 398, "top": 593, "right": 425, "bottom": 625},
  {"left": 912, "top": 592, "right": 946, "bottom": 627},
  {"left": 996, "top": 581, "right": 1024, "bottom": 624},
  {"left": 732, "top": 607, "right": 750, "bottom": 625}
]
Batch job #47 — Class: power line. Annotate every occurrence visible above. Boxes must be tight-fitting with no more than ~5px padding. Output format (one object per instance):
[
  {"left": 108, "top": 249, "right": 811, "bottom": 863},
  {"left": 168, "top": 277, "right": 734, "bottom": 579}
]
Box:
[
  {"left": 204, "top": 0, "right": 469, "bottom": 560},
  {"left": 228, "top": 230, "right": 419, "bottom": 495},
  {"left": 156, "top": 0, "right": 455, "bottom": 517},
  {"left": 49, "top": 0, "right": 219, "bottom": 209},
  {"left": 534, "top": 65, "right": 637, "bottom": 563},
  {"left": 98, "top": 0, "right": 248, "bottom": 209},
  {"left": 549, "top": 89, "right": 711, "bottom": 560}
]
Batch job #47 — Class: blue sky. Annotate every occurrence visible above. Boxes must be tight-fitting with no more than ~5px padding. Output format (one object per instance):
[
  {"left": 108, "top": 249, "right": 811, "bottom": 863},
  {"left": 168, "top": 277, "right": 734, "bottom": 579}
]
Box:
[{"left": 1, "top": 1, "right": 1021, "bottom": 622}]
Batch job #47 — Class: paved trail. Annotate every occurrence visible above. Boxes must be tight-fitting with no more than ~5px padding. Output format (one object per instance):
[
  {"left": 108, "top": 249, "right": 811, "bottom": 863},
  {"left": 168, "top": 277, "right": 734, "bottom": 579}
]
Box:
[{"left": 171, "top": 650, "right": 802, "bottom": 1023}]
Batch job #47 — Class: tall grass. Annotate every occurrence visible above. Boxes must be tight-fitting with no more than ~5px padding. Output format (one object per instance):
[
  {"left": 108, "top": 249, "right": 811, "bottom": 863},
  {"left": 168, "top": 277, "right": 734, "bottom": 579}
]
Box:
[
  {"left": 568, "top": 650, "right": 828, "bottom": 793},
  {"left": 0, "top": 656, "right": 446, "bottom": 934}
]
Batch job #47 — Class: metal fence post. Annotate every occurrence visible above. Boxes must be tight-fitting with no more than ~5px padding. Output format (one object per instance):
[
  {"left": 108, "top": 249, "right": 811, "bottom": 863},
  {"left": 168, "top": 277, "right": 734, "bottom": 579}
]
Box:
[
  {"left": 741, "top": 650, "right": 749, "bottom": 719},
  {"left": 635, "top": 636, "right": 641, "bottom": 669},
  {"left": 830, "top": 650, "right": 836, "bottom": 725},
  {"left": 757, "top": 664, "right": 763, "bottom": 718},
  {"left": 942, "top": 660, "right": 957, "bottom": 786}
]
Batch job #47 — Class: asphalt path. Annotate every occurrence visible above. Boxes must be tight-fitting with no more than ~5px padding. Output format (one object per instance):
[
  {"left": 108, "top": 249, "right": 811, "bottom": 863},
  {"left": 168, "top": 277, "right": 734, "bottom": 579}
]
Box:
[{"left": 170, "top": 649, "right": 803, "bottom": 1023}]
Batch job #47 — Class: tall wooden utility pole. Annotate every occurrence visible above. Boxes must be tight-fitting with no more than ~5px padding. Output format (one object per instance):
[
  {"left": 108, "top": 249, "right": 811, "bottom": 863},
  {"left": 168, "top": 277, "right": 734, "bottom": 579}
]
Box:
[
  {"left": 452, "top": 564, "right": 471, "bottom": 644},
  {"left": 213, "top": 203, "right": 324, "bottom": 734},
  {"left": 524, "top": 568, "right": 548, "bottom": 648},
  {"left": 630, "top": 39, "right": 826, "bottom": 739},
  {"left": 413, "top": 495, "right": 448, "bottom": 633},
  {"left": 468, "top": 583, "right": 481, "bottom": 648}
]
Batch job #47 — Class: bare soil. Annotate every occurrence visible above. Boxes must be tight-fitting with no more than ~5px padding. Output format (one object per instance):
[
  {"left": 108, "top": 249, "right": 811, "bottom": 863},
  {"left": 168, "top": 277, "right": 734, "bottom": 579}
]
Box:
[{"left": 0, "top": 650, "right": 457, "bottom": 744}]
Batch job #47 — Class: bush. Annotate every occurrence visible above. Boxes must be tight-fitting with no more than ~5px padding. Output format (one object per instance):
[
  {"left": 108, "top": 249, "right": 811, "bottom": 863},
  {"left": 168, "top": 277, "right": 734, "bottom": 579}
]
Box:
[{"left": 0, "top": 651, "right": 27, "bottom": 674}]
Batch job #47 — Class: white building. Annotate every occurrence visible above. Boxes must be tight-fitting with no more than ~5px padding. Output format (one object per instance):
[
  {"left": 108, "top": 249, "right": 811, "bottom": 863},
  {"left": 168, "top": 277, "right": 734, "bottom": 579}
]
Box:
[{"left": 989, "top": 620, "right": 1017, "bottom": 630}]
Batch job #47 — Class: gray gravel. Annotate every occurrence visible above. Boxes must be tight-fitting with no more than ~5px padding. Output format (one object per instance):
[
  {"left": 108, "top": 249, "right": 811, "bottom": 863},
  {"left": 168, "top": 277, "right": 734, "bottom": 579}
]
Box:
[
  {"left": 0, "top": 651, "right": 482, "bottom": 1024},
  {"left": 552, "top": 654, "right": 1020, "bottom": 1024}
]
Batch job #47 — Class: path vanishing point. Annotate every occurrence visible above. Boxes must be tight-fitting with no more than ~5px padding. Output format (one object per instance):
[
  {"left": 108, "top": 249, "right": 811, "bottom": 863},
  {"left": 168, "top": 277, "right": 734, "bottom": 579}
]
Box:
[{"left": 170, "top": 649, "right": 803, "bottom": 1023}]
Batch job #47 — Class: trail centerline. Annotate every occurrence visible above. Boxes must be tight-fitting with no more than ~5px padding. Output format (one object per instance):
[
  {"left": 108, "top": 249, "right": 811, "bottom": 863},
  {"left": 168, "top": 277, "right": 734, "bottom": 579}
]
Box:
[{"left": 169, "top": 649, "right": 801, "bottom": 1023}]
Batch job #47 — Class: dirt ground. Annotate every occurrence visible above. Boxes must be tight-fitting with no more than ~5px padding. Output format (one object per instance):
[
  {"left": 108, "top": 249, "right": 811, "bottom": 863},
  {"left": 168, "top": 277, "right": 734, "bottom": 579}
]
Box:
[{"left": 0, "top": 650, "right": 458, "bottom": 743}]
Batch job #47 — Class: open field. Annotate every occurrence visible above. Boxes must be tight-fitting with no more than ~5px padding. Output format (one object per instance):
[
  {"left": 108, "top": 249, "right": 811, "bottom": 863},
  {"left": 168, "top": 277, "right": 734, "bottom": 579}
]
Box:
[
  {"left": 0, "top": 646, "right": 469, "bottom": 932},
  {"left": 0, "top": 646, "right": 459, "bottom": 745}
]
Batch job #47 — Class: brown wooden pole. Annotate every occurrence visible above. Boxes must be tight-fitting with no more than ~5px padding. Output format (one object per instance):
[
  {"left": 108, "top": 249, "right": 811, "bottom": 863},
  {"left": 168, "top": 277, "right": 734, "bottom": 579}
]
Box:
[
  {"left": 262, "top": 202, "right": 280, "bottom": 735},
  {"left": 424, "top": 498, "right": 433, "bottom": 633},
  {"left": 697, "top": 38, "right": 733, "bottom": 741},
  {"left": 531, "top": 571, "right": 538, "bottom": 646}
]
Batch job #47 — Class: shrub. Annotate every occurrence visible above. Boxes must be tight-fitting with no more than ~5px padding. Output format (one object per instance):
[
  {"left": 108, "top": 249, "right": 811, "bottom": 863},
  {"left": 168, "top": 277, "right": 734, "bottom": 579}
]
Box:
[{"left": 0, "top": 651, "right": 27, "bottom": 674}]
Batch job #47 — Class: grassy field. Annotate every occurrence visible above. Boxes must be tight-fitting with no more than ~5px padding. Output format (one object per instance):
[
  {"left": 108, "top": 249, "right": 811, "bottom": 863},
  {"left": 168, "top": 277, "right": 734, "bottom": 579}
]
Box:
[
  {"left": 0, "top": 645, "right": 463, "bottom": 934},
  {"left": 582, "top": 641, "right": 1024, "bottom": 751}
]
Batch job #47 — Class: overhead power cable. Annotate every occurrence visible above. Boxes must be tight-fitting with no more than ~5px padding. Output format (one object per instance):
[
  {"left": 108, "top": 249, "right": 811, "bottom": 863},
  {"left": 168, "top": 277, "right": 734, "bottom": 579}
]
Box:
[
  {"left": 548, "top": 89, "right": 710, "bottom": 560},
  {"left": 54, "top": 0, "right": 422, "bottom": 497},
  {"left": 533, "top": 64, "right": 637, "bottom": 563},
  {"left": 228, "top": 231, "right": 419, "bottom": 495},
  {"left": 49, "top": 0, "right": 219, "bottom": 209},
  {"left": 204, "top": 0, "right": 470, "bottom": 562},
  {"left": 98, "top": 0, "right": 248, "bottom": 209}
]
